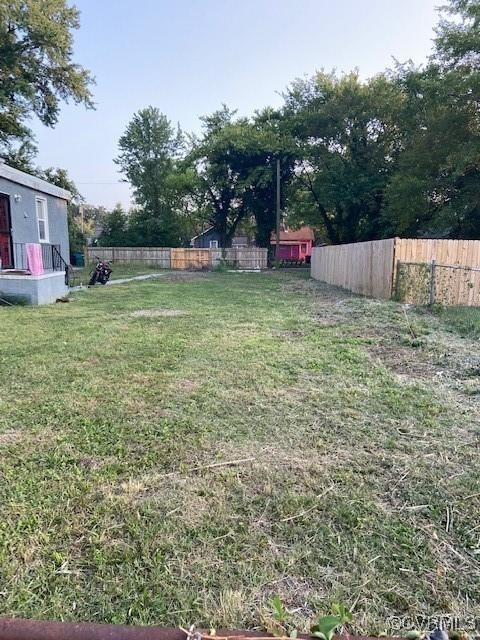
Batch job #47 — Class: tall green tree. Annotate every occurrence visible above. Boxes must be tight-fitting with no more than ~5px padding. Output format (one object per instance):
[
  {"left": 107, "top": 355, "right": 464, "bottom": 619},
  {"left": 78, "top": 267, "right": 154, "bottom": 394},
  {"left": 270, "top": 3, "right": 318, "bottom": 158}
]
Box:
[
  {"left": 115, "top": 107, "right": 184, "bottom": 246},
  {"left": 383, "top": 0, "right": 480, "bottom": 238},
  {"left": 240, "top": 109, "right": 295, "bottom": 247},
  {"left": 186, "top": 106, "right": 245, "bottom": 247},
  {"left": 283, "top": 71, "right": 405, "bottom": 244},
  {"left": 0, "top": 0, "right": 94, "bottom": 160},
  {"left": 187, "top": 106, "right": 294, "bottom": 247}
]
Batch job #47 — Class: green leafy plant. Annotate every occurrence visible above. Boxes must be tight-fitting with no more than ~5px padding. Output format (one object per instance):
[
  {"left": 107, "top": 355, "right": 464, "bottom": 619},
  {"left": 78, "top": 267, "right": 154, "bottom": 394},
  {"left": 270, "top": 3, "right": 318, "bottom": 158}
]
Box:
[
  {"left": 311, "top": 603, "right": 352, "bottom": 640},
  {"left": 270, "top": 595, "right": 291, "bottom": 624},
  {"left": 268, "top": 595, "right": 294, "bottom": 636},
  {"left": 267, "top": 597, "right": 352, "bottom": 639}
]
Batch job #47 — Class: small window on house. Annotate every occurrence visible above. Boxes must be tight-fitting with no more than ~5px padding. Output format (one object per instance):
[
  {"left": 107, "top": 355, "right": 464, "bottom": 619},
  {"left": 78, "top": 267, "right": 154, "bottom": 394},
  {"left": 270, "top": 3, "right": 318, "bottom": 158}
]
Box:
[
  {"left": 301, "top": 243, "right": 307, "bottom": 252},
  {"left": 210, "top": 240, "right": 219, "bottom": 249},
  {"left": 35, "top": 197, "right": 49, "bottom": 242}
]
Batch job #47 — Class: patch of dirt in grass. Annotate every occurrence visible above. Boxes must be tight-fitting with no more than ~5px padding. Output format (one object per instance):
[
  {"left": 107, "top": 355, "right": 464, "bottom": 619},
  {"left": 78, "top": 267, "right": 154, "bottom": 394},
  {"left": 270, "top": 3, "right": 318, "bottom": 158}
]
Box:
[
  {"left": 78, "top": 455, "right": 114, "bottom": 470},
  {"left": 0, "top": 430, "right": 22, "bottom": 445},
  {"left": 260, "top": 576, "right": 321, "bottom": 623},
  {"left": 369, "top": 342, "right": 441, "bottom": 380},
  {"left": 370, "top": 319, "right": 480, "bottom": 391},
  {"left": 175, "top": 378, "right": 200, "bottom": 394},
  {"left": 130, "top": 308, "right": 187, "bottom": 318}
]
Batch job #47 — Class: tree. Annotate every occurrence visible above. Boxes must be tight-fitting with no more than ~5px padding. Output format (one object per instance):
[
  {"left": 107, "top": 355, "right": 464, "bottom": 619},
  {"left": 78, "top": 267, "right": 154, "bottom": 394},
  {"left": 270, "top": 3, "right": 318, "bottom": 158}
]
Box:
[
  {"left": 67, "top": 208, "right": 87, "bottom": 254},
  {"left": 186, "top": 106, "right": 294, "bottom": 247},
  {"left": 186, "top": 106, "right": 244, "bottom": 247},
  {"left": 283, "top": 71, "right": 405, "bottom": 244},
  {"left": 383, "top": 0, "right": 480, "bottom": 238},
  {"left": 240, "top": 109, "right": 295, "bottom": 247},
  {"left": 0, "top": 0, "right": 94, "bottom": 159},
  {"left": 115, "top": 107, "right": 184, "bottom": 246},
  {"left": 38, "top": 167, "right": 83, "bottom": 202},
  {"left": 97, "top": 205, "right": 128, "bottom": 247},
  {"left": 0, "top": 140, "right": 37, "bottom": 172}
]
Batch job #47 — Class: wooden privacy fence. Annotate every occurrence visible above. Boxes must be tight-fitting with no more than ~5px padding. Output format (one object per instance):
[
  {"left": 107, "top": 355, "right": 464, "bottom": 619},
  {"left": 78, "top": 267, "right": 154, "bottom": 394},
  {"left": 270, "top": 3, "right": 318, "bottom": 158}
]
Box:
[
  {"left": 311, "top": 238, "right": 396, "bottom": 299},
  {"left": 85, "top": 247, "right": 267, "bottom": 270},
  {"left": 311, "top": 238, "right": 480, "bottom": 306},
  {"left": 170, "top": 248, "right": 211, "bottom": 270},
  {"left": 86, "top": 247, "right": 171, "bottom": 268}
]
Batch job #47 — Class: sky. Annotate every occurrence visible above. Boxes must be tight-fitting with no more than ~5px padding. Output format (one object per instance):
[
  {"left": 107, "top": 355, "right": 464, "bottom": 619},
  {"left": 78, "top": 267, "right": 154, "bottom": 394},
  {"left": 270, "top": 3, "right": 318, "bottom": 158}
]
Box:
[{"left": 31, "top": 0, "right": 440, "bottom": 209}]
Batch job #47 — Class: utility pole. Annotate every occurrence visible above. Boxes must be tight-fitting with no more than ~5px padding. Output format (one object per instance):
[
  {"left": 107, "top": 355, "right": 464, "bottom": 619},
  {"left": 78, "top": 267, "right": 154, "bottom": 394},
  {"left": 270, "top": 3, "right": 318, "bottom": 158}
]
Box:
[{"left": 276, "top": 158, "right": 281, "bottom": 260}]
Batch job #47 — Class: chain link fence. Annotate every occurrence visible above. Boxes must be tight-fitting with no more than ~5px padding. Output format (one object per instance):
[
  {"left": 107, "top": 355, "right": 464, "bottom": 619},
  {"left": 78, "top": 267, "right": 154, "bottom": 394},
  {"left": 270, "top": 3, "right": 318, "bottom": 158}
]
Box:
[{"left": 395, "top": 260, "right": 480, "bottom": 306}]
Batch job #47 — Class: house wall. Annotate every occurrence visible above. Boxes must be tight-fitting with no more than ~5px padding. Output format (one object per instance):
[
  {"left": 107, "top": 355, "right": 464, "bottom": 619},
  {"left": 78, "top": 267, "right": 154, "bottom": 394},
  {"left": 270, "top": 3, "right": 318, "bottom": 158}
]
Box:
[
  {"left": 193, "top": 229, "right": 256, "bottom": 249},
  {"left": 278, "top": 244, "right": 300, "bottom": 260},
  {"left": 192, "top": 229, "right": 221, "bottom": 249},
  {"left": 273, "top": 239, "right": 313, "bottom": 262},
  {"left": 303, "top": 240, "right": 313, "bottom": 258},
  {"left": 0, "top": 271, "right": 68, "bottom": 305},
  {"left": 0, "top": 178, "right": 70, "bottom": 264}
]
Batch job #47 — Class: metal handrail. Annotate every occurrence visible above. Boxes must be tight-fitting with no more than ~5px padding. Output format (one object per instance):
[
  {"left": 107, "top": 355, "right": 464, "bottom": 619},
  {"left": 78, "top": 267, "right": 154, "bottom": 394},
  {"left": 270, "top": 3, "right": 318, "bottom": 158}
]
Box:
[
  {"left": 51, "top": 244, "right": 71, "bottom": 285},
  {"left": 9, "top": 242, "right": 66, "bottom": 274}
]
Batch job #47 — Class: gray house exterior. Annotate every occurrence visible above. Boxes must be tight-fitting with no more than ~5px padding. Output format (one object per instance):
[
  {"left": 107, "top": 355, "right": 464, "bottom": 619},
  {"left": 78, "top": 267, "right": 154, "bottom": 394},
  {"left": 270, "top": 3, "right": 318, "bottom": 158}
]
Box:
[{"left": 0, "top": 162, "right": 71, "bottom": 304}]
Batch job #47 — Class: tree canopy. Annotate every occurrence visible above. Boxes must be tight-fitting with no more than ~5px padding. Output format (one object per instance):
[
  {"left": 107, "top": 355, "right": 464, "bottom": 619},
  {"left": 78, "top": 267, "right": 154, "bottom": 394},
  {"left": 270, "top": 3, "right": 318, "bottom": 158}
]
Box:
[
  {"left": 283, "top": 71, "right": 405, "bottom": 243},
  {"left": 114, "top": 107, "right": 186, "bottom": 246},
  {"left": 0, "top": 0, "right": 94, "bottom": 162},
  {"left": 383, "top": 0, "right": 480, "bottom": 238}
]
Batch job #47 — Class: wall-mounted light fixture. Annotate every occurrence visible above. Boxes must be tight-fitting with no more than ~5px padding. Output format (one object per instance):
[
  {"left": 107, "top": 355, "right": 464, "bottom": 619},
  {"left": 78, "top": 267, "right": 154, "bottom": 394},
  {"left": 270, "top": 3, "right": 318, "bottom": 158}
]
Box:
[{"left": 13, "top": 194, "right": 22, "bottom": 202}]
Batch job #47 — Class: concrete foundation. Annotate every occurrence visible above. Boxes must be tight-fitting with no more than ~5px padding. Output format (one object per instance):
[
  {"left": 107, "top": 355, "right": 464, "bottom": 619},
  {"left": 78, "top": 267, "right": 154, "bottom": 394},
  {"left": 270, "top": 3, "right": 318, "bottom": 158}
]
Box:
[{"left": 0, "top": 271, "right": 68, "bottom": 305}]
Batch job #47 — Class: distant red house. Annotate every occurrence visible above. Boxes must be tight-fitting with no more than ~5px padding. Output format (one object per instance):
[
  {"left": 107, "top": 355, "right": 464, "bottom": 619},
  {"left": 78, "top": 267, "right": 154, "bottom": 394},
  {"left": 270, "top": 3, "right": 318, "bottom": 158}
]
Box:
[{"left": 271, "top": 226, "right": 315, "bottom": 263}]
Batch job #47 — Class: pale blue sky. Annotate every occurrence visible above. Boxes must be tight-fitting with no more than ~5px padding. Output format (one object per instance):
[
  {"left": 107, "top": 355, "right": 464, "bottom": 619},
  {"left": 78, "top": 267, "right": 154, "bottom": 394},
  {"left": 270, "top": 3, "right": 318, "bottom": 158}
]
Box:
[{"left": 31, "top": 0, "right": 440, "bottom": 208}]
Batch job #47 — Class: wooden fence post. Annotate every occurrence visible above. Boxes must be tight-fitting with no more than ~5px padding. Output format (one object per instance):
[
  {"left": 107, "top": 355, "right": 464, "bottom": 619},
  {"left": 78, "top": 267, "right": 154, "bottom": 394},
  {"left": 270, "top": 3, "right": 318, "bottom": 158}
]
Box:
[{"left": 429, "top": 259, "right": 436, "bottom": 305}]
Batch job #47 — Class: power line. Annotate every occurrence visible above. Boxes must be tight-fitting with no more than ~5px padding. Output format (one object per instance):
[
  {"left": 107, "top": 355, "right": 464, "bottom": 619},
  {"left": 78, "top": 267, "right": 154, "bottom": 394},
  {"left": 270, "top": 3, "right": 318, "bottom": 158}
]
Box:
[{"left": 76, "top": 181, "right": 128, "bottom": 185}]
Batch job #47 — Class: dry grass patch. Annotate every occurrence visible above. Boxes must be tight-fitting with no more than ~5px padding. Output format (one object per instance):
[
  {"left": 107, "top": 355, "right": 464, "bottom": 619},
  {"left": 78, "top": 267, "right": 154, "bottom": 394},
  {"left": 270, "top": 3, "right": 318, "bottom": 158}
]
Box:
[
  {"left": 174, "top": 378, "right": 200, "bottom": 394},
  {"left": 0, "top": 430, "right": 23, "bottom": 445},
  {"left": 130, "top": 308, "right": 187, "bottom": 318}
]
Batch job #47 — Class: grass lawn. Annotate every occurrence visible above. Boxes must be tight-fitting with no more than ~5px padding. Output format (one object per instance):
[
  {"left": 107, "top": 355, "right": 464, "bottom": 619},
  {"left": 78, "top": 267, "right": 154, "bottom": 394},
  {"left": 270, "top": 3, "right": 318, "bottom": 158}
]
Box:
[{"left": 0, "top": 271, "right": 479, "bottom": 633}]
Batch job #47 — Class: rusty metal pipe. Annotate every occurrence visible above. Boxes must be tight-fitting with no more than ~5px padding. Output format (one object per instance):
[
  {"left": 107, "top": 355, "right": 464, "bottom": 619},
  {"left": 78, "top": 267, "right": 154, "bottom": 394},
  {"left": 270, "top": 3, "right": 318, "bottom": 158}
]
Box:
[
  {"left": 0, "top": 621, "right": 299, "bottom": 640},
  {"left": 0, "top": 620, "right": 185, "bottom": 640},
  {"left": 0, "top": 619, "right": 391, "bottom": 640}
]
